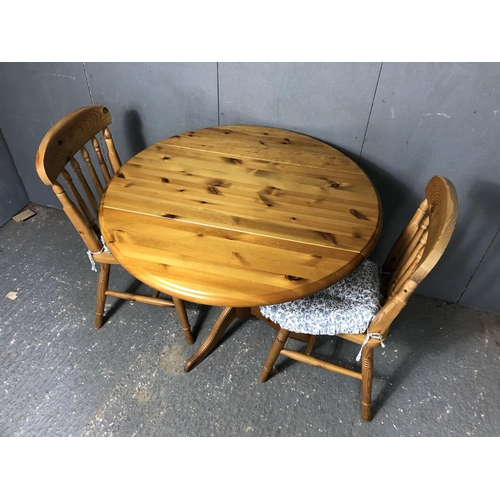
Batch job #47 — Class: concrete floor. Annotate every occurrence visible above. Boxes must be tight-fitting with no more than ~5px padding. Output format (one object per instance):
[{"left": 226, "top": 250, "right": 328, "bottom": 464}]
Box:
[{"left": 1, "top": 204, "right": 499, "bottom": 437}]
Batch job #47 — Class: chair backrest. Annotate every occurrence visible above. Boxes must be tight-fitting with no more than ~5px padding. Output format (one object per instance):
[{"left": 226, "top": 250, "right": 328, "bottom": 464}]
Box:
[
  {"left": 369, "top": 175, "right": 458, "bottom": 336},
  {"left": 35, "top": 106, "right": 122, "bottom": 253}
]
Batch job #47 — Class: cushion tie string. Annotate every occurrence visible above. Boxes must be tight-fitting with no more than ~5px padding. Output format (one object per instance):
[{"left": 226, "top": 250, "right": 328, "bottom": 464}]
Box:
[
  {"left": 356, "top": 332, "right": 385, "bottom": 362},
  {"left": 86, "top": 236, "right": 111, "bottom": 272}
]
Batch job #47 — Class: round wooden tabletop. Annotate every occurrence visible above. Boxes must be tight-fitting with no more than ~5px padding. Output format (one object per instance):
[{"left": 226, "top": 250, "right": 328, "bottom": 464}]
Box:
[{"left": 99, "top": 125, "right": 382, "bottom": 307}]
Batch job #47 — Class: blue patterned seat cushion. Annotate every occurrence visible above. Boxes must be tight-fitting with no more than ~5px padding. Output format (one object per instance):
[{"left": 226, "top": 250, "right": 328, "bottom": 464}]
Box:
[{"left": 260, "top": 260, "right": 382, "bottom": 336}]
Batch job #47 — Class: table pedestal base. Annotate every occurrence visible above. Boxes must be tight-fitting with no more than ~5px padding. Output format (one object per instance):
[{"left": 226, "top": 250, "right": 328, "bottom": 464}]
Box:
[{"left": 184, "top": 307, "right": 251, "bottom": 372}]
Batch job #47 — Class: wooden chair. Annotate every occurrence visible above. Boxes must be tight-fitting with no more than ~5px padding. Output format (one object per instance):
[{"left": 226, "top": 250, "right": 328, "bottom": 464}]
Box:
[
  {"left": 256, "top": 175, "right": 458, "bottom": 421},
  {"left": 35, "top": 105, "right": 194, "bottom": 344}
]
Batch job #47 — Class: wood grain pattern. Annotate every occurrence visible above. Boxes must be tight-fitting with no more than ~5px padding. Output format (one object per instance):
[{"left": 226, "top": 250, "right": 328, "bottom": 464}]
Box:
[{"left": 99, "top": 125, "right": 382, "bottom": 307}]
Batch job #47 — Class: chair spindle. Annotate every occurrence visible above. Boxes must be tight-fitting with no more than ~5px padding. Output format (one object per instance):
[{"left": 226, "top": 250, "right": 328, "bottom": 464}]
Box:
[
  {"left": 92, "top": 136, "right": 112, "bottom": 184},
  {"left": 69, "top": 157, "right": 99, "bottom": 214},
  {"left": 103, "top": 127, "right": 122, "bottom": 173},
  {"left": 81, "top": 145, "right": 104, "bottom": 197},
  {"left": 60, "top": 167, "right": 99, "bottom": 234}
]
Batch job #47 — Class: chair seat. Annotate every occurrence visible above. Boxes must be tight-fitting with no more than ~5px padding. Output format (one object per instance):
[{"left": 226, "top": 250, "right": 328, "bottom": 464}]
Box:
[{"left": 260, "top": 260, "right": 382, "bottom": 335}]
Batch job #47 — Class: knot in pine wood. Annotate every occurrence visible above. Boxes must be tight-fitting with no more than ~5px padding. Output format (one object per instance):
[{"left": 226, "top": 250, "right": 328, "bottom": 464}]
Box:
[{"left": 350, "top": 208, "right": 369, "bottom": 220}]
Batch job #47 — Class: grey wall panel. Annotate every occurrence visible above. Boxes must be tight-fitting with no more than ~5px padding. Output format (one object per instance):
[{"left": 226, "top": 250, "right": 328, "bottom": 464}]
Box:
[
  {"left": 0, "top": 63, "right": 92, "bottom": 206},
  {"left": 459, "top": 229, "right": 500, "bottom": 314},
  {"left": 85, "top": 62, "right": 219, "bottom": 163},
  {"left": 218, "top": 62, "right": 381, "bottom": 159},
  {"left": 0, "top": 130, "right": 28, "bottom": 226},
  {"left": 360, "top": 62, "right": 500, "bottom": 304}
]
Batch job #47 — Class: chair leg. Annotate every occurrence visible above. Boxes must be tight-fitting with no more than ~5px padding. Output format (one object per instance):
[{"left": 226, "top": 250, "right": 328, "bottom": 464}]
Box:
[
  {"left": 173, "top": 296, "right": 195, "bottom": 345},
  {"left": 259, "top": 328, "right": 290, "bottom": 382},
  {"left": 95, "top": 263, "right": 110, "bottom": 329},
  {"left": 305, "top": 335, "right": 316, "bottom": 355},
  {"left": 361, "top": 346, "right": 374, "bottom": 422}
]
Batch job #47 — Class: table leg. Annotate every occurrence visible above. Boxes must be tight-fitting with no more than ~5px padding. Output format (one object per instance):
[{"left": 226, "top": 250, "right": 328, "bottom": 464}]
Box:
[{"left": 184, "top": 306, "right": 250, "bottom": 372}]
